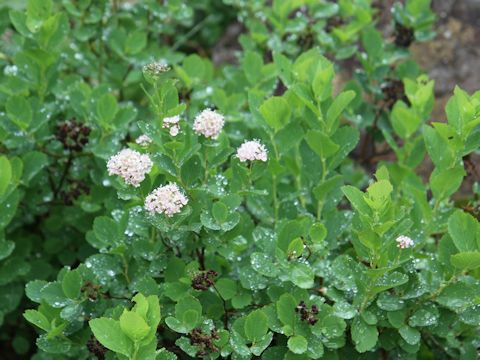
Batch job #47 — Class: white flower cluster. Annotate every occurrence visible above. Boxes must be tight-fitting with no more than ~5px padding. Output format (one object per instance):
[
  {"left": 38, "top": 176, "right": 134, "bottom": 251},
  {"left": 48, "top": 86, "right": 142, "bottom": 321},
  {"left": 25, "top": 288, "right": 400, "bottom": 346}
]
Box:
[
  {"left": 135, "top": 134, "right": 152, "bottom": 146},
  {"left": 142, "top": 62, "right": 170, "bottom": 77},
  {"left": 163, "top": 115, "right": 181, "bottom": 136},
  {"left": 193, "top": 109, "right": 224, "bottom": 139},
  {"left": 236, "top": 139, "right": 268, "bottom": 162},
  {"left": 144, "top": 183, "right": 188, "bottom": 217},
  {"left": 396, "top": 235, "right": 414, "bottom": 249},
  {"left": 107, "top": 149, "right": 152, "bottom": 187}
]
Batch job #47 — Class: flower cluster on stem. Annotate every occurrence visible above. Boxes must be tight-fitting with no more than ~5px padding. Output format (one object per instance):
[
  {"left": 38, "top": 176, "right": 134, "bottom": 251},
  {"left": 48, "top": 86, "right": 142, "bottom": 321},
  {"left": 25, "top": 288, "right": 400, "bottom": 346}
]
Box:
[{"left": 107, "top": 149, "right": 152, "bottom": 187}]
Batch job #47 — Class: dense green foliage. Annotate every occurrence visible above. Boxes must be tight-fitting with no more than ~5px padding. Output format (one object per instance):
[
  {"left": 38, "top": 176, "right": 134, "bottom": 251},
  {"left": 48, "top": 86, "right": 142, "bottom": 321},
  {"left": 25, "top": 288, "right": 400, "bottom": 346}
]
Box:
[{"left": 0, "top": 0, "right": 479, "bottom": 359}]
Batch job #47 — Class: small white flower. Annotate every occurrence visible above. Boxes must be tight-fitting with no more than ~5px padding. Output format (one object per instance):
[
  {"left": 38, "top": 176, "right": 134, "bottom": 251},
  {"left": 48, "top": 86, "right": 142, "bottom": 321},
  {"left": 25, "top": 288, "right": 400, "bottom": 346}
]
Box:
[
  {"left": 4, "top": 65, "right": 18, "bottom": 76},
  {"left": 144, "top": 183, "right": 188, "bottom": 217},
  {"left": 236, "top": 139, "right": 268, "bottom": 162},
  {"left": 193, "top": 109, "right": 225, "bottom": 139},
  {"left": 135, "top": 135, "right": 152, "bottom": 146},
  {"left": 107, "top": 149, "right": 153, "bottom": 187},
  {"left": 169, "top": 126, "right": 179, "bottom": 136},
  {"left": 396, "top": 235, "right": 414, "bottom": 249},
  {"left": 163, "top": 115, "right": 181, "bottom": 137}
]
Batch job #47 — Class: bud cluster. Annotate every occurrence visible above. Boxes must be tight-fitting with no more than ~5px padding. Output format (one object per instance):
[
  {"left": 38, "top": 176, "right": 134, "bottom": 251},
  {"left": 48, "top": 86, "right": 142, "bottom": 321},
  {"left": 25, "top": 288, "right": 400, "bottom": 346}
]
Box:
[
  {"left": 189, "top": 328, "right": 219, "bottom": 357},
  {"left": 60, "top": 179, "right": 89, "bottom": 205},
  {"left": 394, "top": 22, "right": 415, "bottom": 47},
  {"left": 86, "top": 337, "right": 107, "bottom": 360},
  {"left": 56, "top": 119, "right": 91, "bottom": 151},
  {"left": 191, "top": 270, "right": 217, "bottom": 291},
  {"left": 295, "top": 300, "right": 319, "bottom": 325},
  {"left": 142, "top": 61, "right": 170, "bottom": 79},
  {"left": 381, "top": 79, "right": 409, "bottom": 109},
  {"left": 81, "top": 281, "right": 101, "bottom": 301}
]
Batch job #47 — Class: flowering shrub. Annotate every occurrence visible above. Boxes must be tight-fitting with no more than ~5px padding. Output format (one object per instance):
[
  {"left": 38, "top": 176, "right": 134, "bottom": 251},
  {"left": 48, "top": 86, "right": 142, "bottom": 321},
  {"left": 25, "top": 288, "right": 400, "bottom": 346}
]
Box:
[{"left": 0, "top": 0, "right": 479, "bottom": 359}]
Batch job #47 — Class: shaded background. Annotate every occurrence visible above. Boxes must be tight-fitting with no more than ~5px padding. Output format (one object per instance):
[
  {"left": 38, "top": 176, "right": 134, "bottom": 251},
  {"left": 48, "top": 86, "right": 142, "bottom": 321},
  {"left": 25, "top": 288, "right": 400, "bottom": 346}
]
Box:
[{"left": 416, "top": 0, "right": 480, "bottom": 121}]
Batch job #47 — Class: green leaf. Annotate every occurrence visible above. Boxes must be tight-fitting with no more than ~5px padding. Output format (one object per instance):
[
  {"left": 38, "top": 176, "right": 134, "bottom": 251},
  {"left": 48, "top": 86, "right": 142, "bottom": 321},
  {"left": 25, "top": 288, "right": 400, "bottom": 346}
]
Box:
[
  {"left": 89, "top": 318, "right": 132, "bottom": 356},
  {"left": 244, "top": 310, "right": 268, "bottom": 342},
  {"left": 312, "top": 62, "right": 334, "bottom": 102},
  {"left": 423, "top": 125, "right": 455, "bottom": 169},
  {"left": 408, "top": 305, "right": 439, "bottom": 327},
  {"left": 6, "top": 96, "right": 32, "bottom": 129},
  {"left": 351, "top": 317, "right": 378, "bottom": 353},
  {"left": 294, "top": 49, "right": 329, "bottom": 83},
  {"left": 313, "top": 175, "right": 342, "bottom": 201},
  {"left": 341, "top": 185, "right": 370, "bottom": 214},
  {"left": 182, "top": 309, "right": 199, "bottom": 329},
  {"left": 175, "top": 295, "right": 202, "bottom": 325},
  {"left": 259, "top": 96, "right": 291, "bottom": 132},
  {"left": 212, "top": 202, "right": 228, "bottom": 224},
  {"left": 287, "top": 238, "right": 304, "bottom": 258},
  {"left": 215, "top": 278, "right": 237, "bottom": 300},
  {"left": 165, "top": 316, "right": 187, "bottom": 333},
  {"left": 430, "top": 166, "right": 465, "bottom": 202},
  {"left": 119, "top": 311, "right": 150, "bottom": 342},
  {"left": 328, "top": 125, "right": 360, "bottom": 169},
  {"left": 38, "top": 13, "right": 68, "bottom": 50},
  {"left": 0, "top": 156, "right": 12, "bottom": 196},
  {"left": 125, "top": 31, "right": 147, "bottom": 54},
  {"left": 399, "top": 325, "right": 420, "bottom": 345},
  {"left": 306, "top": 334, "right": 324, "bottom": 359},
  {"left": 391, "top": 101, "right": 422, "bottom": 139},
  {"left": 181, "top": 155, "right": 203, "bottom": 186},
  {"left": 93, "top": 216, "right": 122, "bottom": 246},
  {"left": 450, "top": 252, "right": 480, "bottom": 270},
  {"left": 157, "top": 349, "right": 178, "bottom": 360},
  {"left": 61, "top": 270, "right": 82, "bottom": 299},
  {"left": 40, "top": 282, "right": 70, "bottom": 308},
  {"left": 316, "top": 314, "right": 347, "bottom": 338},
  {"left": 276, "top": 293, "right": 297, "bottom": 328},
  {"left": 387, "top": 310, "right": 406, "bottom": 329},
  {"left": 243, "top": 51, "right": 263, "bottom": 84},
  {"left": 0, "top": 190, "right": 20, "bottom": 228},
  {"left": 25, "top": 280, "right": 47, "bottom": 303},
  {"left": 36, "top": 333, "right": 70, "bottom": 353},
  {"left": 309, "top": 223, "right": 327, "bottom": 244},
  {"left": 448, "top": 210, "right": 478, "bottom": 252},
  {"left": 0, "top": 240, "right": 14, "bottom": 261},
  {"left": 21, "top": 151, "right": 48, "bottom": 185},
  {"left": 277, "top": 220, "right": 305, "bottom": 252},
  {"left": 362, "top": 27, "right": 383, "bottom": 59},
  {"left": 376, "top": 293, "right": 404, "bottom": 312},
  {"left": 365, "top": 179, "right": 393, "bottom": 210},
  {"left": 290, "top": 263, "right": 314, "bottom": 289},
  {"left": 250, "top": 332, "right": 273, "bottom": 356},
  {"left": 251, "top": 252, "right": 278, "bottom": 278},
  {"left": 9, "top": 10, "right": 30, "bottom": 37},
  {"left": 287, "top": 335, "right": 308, "bottom": 354},
  {"left": 436, "top": 281, "right": 480, "bottom": 311},
  {"left": 182, "top": 54, "right": 207, "bottom": 84},
  {"left": 372, "top": 272, "right": 408, "bottom": 293},
  {"left": 24, "top": 310, "right": 50, "bottom": 332},
  {"left": 326, "top": 90, "right": 355, "bottom": 132},
  {"left": 96, "top": 93, "right": 118, "bottom": 125},
  {"left": 26, "top": 0, "right": 52, "bottom": 32},
  {"left": 305, "top": 130, "right": 339, "bottom": 159}
]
